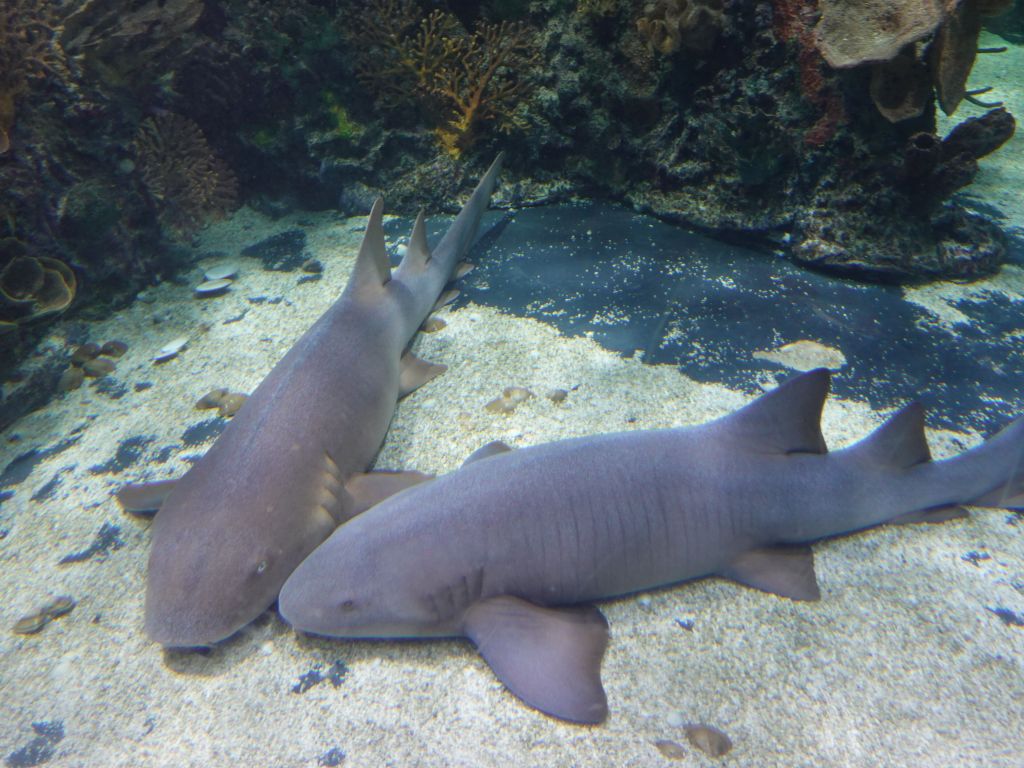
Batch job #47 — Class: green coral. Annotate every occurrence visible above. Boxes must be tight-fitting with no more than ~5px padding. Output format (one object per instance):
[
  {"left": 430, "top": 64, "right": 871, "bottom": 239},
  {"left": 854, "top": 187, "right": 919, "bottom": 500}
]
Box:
[{"left": 323, "top": 92, "right": 365, "bottom": 140}]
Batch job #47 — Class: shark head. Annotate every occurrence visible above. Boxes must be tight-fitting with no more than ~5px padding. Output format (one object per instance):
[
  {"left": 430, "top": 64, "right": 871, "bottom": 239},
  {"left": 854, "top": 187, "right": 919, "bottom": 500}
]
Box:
[
  {"left": 278, "top": 519, "right": 449, "bottom": 640},
  {"left": 144, "top": 477, "right": 337, "bottom": 648}
]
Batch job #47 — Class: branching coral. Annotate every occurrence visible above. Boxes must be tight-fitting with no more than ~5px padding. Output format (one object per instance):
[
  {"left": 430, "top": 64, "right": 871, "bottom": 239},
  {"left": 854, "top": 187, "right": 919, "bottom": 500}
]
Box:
[
  {"left": 636, "top": 0, "right": 726, "bottom": 54},
  {"left": 0, "top": 0, "right": 70, "bottom": 154},
  {"left": 349, "top": 0, "right": 539, "bottom": 156},
  {"left": 134, "top": 114, "right": 238, "bottom": 238}
]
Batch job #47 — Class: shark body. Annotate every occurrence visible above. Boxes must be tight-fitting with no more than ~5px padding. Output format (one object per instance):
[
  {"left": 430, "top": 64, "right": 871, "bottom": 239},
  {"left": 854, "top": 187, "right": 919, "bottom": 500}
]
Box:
[
  {"left": 120, "top": 156, "right": 503, "bottom": 647},
  {"left": 279, "top": 369, "right": 1024, "bottom": 723}
]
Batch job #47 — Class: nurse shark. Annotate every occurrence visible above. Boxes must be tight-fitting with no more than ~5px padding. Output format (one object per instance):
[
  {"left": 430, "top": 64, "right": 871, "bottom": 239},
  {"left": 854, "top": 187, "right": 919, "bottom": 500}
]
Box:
[
  {"left": 119, "top": 155, "right": 504, "bottom": 647},
  {"left": 280, "top": 368, "right": 1024, "bottom": 723}
]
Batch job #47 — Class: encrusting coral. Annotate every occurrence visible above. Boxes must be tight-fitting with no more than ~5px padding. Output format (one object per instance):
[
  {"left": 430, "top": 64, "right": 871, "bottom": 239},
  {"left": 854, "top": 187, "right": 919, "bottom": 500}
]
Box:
[
  {"left": 635, "top": 0, "right": 727, "bottom": 54},
  {"left": 0, "top": 0, "right": 70, "bottom": 154},
  {"left": 133, "top": 113, "right": 238, "bottom": 238},
  {"left": 0, "top": 238, "right": 76, "bottom": 325}
]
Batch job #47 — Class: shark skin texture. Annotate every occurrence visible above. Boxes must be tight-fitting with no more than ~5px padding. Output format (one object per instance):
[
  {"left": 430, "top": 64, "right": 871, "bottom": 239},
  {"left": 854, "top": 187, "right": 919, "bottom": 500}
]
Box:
[
  {"left": 118, "top": 155, "right": 504, "bottom": 648},
  {"left": 279, "top": 368, "right": 1024, "bottom": 724}
]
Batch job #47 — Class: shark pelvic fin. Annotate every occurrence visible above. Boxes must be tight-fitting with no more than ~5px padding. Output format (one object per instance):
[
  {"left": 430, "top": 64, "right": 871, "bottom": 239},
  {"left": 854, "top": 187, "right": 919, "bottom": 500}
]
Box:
[
  {"left": 432, "top": 289, "right": 460, "bottom": 313},
  {"left": 849, "top": 402, "right": 932, "bottom": 469},
  {"left": 721, "top": 545, "right": 821, "bottom": 601},
  {"left": 463, "top": 440, "right": 513, "bottom": 466},
  {"left": 116, "top": 478, "right": 179, "bottom": 514},
  {"left": 353, "top": 198, "right": 391, "bottom": 288},
  {"left": 399, "top": 350, "right": 447, "bottom": 397},
  {"left": 402, "top": 210, "right": 431, "bottom": 270},
  {"left": 344, "top": 470, "right": 434, "bottom": 517},
  {"left": 463, "top": 595, "right": 609, "bottom": 725},
  {"left": 716, "top": 368, "right": 830, "bottom": 455}
]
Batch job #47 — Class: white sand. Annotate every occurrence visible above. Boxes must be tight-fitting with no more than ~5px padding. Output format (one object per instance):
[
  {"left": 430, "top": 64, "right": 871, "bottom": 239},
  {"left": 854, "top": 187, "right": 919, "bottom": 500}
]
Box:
[{"left": 1, "top": 203, "right": 1021, "bottom": 768}]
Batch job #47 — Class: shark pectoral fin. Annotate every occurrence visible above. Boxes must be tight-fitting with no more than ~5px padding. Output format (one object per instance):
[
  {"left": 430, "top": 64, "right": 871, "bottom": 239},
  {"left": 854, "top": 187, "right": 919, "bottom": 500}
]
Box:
[
  {"left": 462, "top": 440, "right": 513, "bottom": 466},
  {"left": 399, "top": 351, "right": 447, "bottom": 397},
  {"left": 463, "top": 596, "right": 609, "bottom": 725},
  {"left": 116, "top": 479, "right": 179, "bottom": 515},
  {"left": 890, "top": 504, "right": 969, "bottom": 525},
  {"left": 432, "top": 289, "right": 460, "bottom": 313},
  {"left": 343, "top": 470, "right": 434, "bottom": 517},
  {"left": 722, "top": 546, "right": 821, "bottom": 601}
]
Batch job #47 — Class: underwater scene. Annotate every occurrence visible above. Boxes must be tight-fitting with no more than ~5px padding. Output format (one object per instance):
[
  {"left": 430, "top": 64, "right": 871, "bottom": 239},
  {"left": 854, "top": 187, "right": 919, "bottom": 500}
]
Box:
[{"left": 2, "top": 1, "right": 1024, "bottom": 766}]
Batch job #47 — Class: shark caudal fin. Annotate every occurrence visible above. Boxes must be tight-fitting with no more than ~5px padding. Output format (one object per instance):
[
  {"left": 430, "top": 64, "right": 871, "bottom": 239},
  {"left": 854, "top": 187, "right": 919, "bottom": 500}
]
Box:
[
  {"left": 431, "top": 153, "right": 505, "bottom": 271},
  {"left": 711, "top": 368, "right": 831, "bottom": 455},
  {"left": 963, "top": 415, "right": 1024, "bottom": 510}
]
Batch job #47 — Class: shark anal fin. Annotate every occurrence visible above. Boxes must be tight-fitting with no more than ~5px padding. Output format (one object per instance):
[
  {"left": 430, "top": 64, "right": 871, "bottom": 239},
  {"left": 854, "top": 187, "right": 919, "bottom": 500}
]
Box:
[
  {"left": 116, "top": 479, "right": 179, "bottom": 514},
  {"left": 399, "top": 351, "right": 446, "bottom": 397},
  {"left": 722, "top": 545, "right": 821, "bottom": 601},
  {"left": 344, "top": 470, "right": 433, "bottom": 518},
  {"left": 850, "top": 402, "right": 932, "bottom": 469},
  {"left": 463, "top": 595, "right": 609, "bottom": 725},
  {"left": 890, "top": 504, "right": 969, "bottom": 525},
  {"left": 454, "top": 262, "right": 474, "bottom": 279},
  {"left": 463, "top": 440, "right": 513, "bottom": 466},
  {"left": 715, "top": 369, "right": 830, "bottom": 455}
]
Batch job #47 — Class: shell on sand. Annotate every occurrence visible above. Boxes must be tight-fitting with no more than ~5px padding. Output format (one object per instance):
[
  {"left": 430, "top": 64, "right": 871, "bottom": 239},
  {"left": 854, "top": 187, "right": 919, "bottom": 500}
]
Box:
[
  {"left": 195, "top": 278, "right": 233, "bottom": 296},
  {"left": 204, "top": 263, "right": 239, "bottom": 281},
  {"left": 153, "top": 336, "right": 189, "bottom": 362}
]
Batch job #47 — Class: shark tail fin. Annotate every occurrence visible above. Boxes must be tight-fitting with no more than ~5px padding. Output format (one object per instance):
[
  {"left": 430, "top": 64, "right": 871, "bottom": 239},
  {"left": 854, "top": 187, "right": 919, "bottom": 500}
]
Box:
[
  {"left": 714, "top": 368, "right": 830, "bottom": 455},
  {"left": 964, "top": 415, "right": 1024, "bottom": 510},
  {"left": 432, "top": 152, "right": 504, "bottom": 272},
  {"left": 847, "top": 402, "right": 932, "bottom": 470},
  {"left": 353, "top": 198, "right": 391, "bottom": 289}
]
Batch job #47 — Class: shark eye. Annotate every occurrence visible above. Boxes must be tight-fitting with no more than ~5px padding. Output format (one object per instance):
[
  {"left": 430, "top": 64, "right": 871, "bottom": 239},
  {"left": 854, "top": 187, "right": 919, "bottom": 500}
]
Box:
[{"left": 340, "top": 600, "right": 357, "bottom": 613}]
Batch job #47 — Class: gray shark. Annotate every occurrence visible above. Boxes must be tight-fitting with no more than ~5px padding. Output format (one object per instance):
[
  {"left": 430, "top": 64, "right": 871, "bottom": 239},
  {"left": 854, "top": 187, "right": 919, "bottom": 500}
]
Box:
[
  {"left": 279, "top": 368, "right": 1024, "bottom": 723},
  {"left": 119, "top": 155, "right": 504, "bottom": 647}
]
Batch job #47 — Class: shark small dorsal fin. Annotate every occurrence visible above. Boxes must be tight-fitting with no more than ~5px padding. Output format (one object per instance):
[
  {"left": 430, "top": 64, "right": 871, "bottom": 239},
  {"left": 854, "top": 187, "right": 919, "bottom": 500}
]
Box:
[
  {"left": 463, "top": 596, "right": 609, "bottom": 724},
  {"left": 401, "top": 210, "right": 430, "bottom": 271},
  {"left": 848, "top": 402, "right": 931, "bottom": 469},
  {"left": 353, "top": 198, "right": 391, "bottom": 288},
  {"left": 715, "top": 369, "right": 830, "bottom": 455}
]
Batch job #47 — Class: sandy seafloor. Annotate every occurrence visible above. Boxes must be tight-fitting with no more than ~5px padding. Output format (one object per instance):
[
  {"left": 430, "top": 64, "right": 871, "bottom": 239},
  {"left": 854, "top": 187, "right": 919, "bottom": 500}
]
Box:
[{"left": 2, "top": 40, "right": 1024, "bottom": 768}]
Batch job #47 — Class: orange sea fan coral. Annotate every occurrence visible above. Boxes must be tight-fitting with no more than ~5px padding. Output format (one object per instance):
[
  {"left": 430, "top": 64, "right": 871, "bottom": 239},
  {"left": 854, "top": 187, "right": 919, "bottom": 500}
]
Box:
[
  {"left": 0, "top": 0, "right": 70, "bottom": 153},
  {"left": 349, "top": 0, "right": 539, "bottom": 156},
  {"left": 134, "top": 114, "right": 238, "bottom": 238}
]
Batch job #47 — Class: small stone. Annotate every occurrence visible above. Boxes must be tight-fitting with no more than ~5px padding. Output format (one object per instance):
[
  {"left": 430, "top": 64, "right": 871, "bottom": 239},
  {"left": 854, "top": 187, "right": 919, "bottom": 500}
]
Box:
[
  {"left": 666, "top": 711, "right": 685, "bottom": 728},
  {"left": 154, "top": 337, "right": 189, "bottom": 362},
  {"left": 545, "top": 388, "right": 568, "bottom": 403},
  {"left": 195, "top": 278, "right": 232, "bottom": 296},
  {"left": 82, "top": 357, "right": 117, "bottom": 378},
  {"left": 218, "top": 392, "right": 248, "bottom": 418},
  {"left": 13, "top": 612, "right": 50, "bottom": 635},
  {"left": 204, "top": 263, "right": 239, "bottom": 281},
  {"left": 71, "top": 343, "right": 101, "bottom": 366},
  {"left": 196, "top": 388, "right": 229, "bottom": 409},
  {"left": 421, "top": 316, "right": 447, "bottom": 333},
  {"left": 685, "top": 724, "right": 732, "bottom": 757},
  {"left": 503, "top": 386, "right": 534, "bottom": 404},
  {"left": 654, "top": 740, "right": 687, "bottom": 759},
  {"left": 44, "top": 596, "right": 76, "bottom": 618},
  {"left": 58, "top": 367, "right": 85, "bottom": 393},
  {"left": 301, "top": 258, "right": 323, "bottom": 274},
  {"left": 100, "top": 340, "right": 128, "bottom": 358},
  {"left": 484, "top": 397, "right": 515, "bottom": 414}
]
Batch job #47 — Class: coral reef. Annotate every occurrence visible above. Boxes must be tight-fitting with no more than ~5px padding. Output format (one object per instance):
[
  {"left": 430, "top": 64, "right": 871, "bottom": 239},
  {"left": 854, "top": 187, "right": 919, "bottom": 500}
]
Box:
[
  {"left": 133, "top": 113, "right": 239, "bottom": 238},
  {"left": 0, "top": 0, "right": 70, "bottom": 153},
  {"left": 0, "top": 239, "right": 76, "bottom": 324},
  {"left": 635, "top": 0, "right": 727, "bottom": 54}
]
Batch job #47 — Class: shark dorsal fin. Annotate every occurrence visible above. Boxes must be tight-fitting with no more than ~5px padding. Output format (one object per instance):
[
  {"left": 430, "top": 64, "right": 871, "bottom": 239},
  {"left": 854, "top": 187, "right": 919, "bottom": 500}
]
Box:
[
  {"left": 715, "top": 369, "right": 830, "bottom": 455},
  {"left": 849, "top": 402, "right": 931, "bottom": 469},
  {"left": 401, "top": 210, "right": 431, "bottom": 270},
  {"left": 353, "top": 198, "right": 391, "bottom": 288}
]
